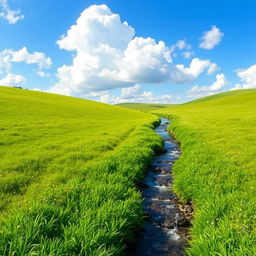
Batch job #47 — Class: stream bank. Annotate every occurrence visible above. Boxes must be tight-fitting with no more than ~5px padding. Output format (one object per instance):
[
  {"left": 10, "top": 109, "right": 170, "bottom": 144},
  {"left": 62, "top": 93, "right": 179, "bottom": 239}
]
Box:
[{"left": 128, "top": 118, "right": 192, "bottom": 256}]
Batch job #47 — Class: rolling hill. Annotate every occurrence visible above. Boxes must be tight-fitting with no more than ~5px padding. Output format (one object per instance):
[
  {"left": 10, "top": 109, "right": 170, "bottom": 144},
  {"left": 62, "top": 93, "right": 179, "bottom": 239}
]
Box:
[
  {"left": 0, "top": 86, "right": 162, "bottom": 255},
  {"left": 116, "top": 103, "right": 174, "bottom": 111},
  {"left": 1, "top": 87, "right": 255, "bottom": 255},
  {"left": 154, "top": 89, "right": 256, "bottom": 255}
]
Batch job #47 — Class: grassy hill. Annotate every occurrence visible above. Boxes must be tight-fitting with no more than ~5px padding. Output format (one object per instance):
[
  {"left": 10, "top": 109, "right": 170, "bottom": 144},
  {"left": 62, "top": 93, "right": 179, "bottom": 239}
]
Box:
[
  {"left": 1, "top": 86, "right": 255, "bottom": 255},
  {"left": 116, "top": 102, "right": 174, "bottom": 111},
  {"left": 154, "top": 89, "right": 256, "bottom": 255},
  {"left": 184, "top": 88, "right": 256, "bottom": 105},
  {"left": 0, "top": 86, "right": 162, "bottom": 255}
]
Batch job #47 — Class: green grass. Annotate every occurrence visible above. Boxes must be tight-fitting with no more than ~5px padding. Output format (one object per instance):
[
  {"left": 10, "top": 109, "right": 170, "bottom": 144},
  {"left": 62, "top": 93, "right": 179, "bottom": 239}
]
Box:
[
  {"left": 2, "top": 86, "right": 256, "bottom": 255},
  {"left": 0, "top": 86, "right": 163, "bottom": 255},
  {"left": 116, "top": 103, "right": 174, "bottom": 112},
  {"left": 155, "top": 89, "right": 256, "bottom": 255}
]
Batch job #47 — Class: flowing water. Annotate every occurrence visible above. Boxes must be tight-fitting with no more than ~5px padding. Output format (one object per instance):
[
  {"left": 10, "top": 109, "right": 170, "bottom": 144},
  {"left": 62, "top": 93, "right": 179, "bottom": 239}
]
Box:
[{"left": 128, "top": 118, "right": 192, "bottom": 256}]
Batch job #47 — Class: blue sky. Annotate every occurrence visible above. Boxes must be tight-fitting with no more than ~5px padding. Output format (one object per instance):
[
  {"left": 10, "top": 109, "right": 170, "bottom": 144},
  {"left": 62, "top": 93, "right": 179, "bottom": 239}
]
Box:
[{"left": 0, "top": 0, "right": 255, "bottom": 103}]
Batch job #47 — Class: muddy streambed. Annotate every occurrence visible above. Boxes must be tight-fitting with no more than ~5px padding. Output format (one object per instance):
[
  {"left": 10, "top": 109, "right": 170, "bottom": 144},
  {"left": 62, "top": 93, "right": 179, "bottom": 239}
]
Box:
[{"left": 128, "top": 118, "right": 192, "bottom": 256}]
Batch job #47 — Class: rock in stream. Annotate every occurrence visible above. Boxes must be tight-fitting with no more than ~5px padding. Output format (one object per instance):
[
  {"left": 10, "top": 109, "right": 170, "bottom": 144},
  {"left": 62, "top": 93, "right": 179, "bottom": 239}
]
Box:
[{"left": 128, "top": 118, "right": 191, "bottom": 256}]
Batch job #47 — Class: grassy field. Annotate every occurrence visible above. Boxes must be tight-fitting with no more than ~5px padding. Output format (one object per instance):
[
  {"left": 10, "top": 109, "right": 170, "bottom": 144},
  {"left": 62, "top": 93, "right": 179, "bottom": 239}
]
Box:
[
  {"left": 116, "top": 103, "right": 174, "bottom": 112},
  {"left": 153, "top": 89, "right": 256, "bottom": 255},
  {"left": 1, "top": 86, "right": 256, "bottom": 255},
  {"left": 0, "top": 87, "right": 163, "bottom": 255}
]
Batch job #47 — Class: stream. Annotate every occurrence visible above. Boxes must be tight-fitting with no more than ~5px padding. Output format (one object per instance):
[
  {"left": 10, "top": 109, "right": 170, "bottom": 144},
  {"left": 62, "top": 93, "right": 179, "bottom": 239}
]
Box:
[{"left": 128, "top": 118, "right": 191, "bottom": 256}]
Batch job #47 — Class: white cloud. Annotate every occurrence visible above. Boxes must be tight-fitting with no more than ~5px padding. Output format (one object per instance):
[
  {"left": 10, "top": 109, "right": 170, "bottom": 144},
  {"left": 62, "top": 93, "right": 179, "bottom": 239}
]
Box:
[
  {"left": 0, "top": 50, "right": 12, "bottom": 73},
  {"left": 175, "top": 39, "right": 191, "bottom": 50},
  {"left": 182, "top": 51, "right": 194, "bottom": 59},
  {"left": 0, "top": 73, "right": 26, "bottom": 86},
  {"left": 119, "top": 37, "right": 173, "bottom": 83},
  {"left": 49, "top": 4, "right": 216, "bottom": 96},
  {"left": 188, "top": 73, "right": 229, "bottom": 98},
  {"left": 122, "top": 84, "right": 142, "bottom": 98},
  {"left": 99, "top": 84, "right": 175, "bottom": 104},
  {"left": 169, "top": 39, "right": 192, "bottom": 59},
  {"left": 0, "top": 47, "right": 52, "bottom": 73},
  {"left": 57, "top": 5, "right": 134, "bottom": 52},
  {"left": 36, "top": 71, "right": 50, "bottom": 77},
  {"left": 199, "top": 26, "right": 224, "bottom": 50},
  {"left": 207, "top": 63, "right": 219, "bottom": 74},
  {"left": 231, "top": 64, "right": 256, "bottom": 90},
  {"left": 0, "top": 0, "right": 24, "bottom": 24},
  {"left": 174, "top": 58, "right": 218, "bottom": 83},
  {"left": 170, "top": 39, "right": 194, "bottom": 59},
  {"left": 10, "top": 47, "right": 52, "bottom": 69}
]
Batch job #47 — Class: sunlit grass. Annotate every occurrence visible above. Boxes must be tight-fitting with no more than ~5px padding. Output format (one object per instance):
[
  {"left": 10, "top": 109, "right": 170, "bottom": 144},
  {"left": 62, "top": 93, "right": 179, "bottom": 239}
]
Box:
[
  {"left": 2, "top": 86, "right": 255, "bottom": 255},
  {"left": 0, "top": 87, "right": 162, "bottom": 255},
  {"left": 154, "top": 89, "right": 256, "bottom": 255},
  {"left": 116, "top": 103, "right": 175, "bottom": 112}
]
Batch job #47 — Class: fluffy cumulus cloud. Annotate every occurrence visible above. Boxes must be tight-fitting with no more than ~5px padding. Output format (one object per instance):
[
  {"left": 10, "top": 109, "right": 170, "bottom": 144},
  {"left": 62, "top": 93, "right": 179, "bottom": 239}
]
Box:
[
  {"left": 199, "top": 26, "right": 224, "bottom": 50},
  {"left": 0, "top": 73, "right": 26, "bottom": 86},
  {"left": 188, "top": 73, "right": 229, "bottom": 98},
  {"left": 0, "top": 47, "right": 52, "bottom": 74},
  {"left": 0, "top": 0, "right": 24, "bottom": 24},
  {"left": 232, "top": 64, "right": 256, "bottom": 90},
  {"left": 49, "top": 4, "right": 217, "bottom": 96},
  {"left": 99, "top": 84, "right": 175, "bottom": 104},
  {"left": 174, "top": 58, "right": 218, "bottom": 83},
  {"left": 0, "top": 47, "right": 52, "bottom": 88}
]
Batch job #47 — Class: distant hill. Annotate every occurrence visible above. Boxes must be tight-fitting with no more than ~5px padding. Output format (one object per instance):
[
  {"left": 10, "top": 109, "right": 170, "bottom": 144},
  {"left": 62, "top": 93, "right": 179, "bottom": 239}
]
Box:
[
  {"left": 116, "top": 103, "right": 175, "bottom": 111},
  {"left": 184, "top": 88, "right": 256, "bottom": 105}
]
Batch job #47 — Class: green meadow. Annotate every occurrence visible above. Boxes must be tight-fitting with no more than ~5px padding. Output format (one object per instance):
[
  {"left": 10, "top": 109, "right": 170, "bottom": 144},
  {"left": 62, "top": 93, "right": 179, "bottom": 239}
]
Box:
[
  {"left": 0, "top": 86, "right": 162, "bottom": 255},
  {"left": 152, "top": 89, "right": 256, "bottom": 255},
  {"left": 116, "top": 103, "right": 174, "bottom": 112},
  {"left": 1, "top": 86, "right": 256, "bottom": 255}
]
